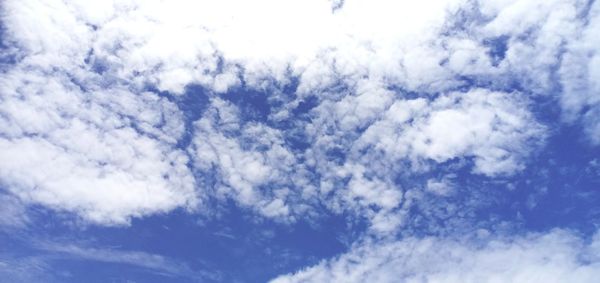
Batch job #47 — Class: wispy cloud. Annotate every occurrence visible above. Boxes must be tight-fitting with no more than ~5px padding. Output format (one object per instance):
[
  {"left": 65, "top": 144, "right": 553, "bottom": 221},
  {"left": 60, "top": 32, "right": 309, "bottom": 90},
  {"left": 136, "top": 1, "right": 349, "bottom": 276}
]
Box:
[
  {"left": 272, "top": 229, "right": 600, "bottom": 283},
  {"left": 31, "top": 240, "right": 220, "bottom": 282}
]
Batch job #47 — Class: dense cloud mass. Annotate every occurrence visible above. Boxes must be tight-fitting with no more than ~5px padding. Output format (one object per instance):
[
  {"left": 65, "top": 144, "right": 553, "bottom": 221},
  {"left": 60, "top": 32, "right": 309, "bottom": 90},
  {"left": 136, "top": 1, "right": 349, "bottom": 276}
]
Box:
[
  {"left": 1, "top": 0, "right": 592, "bottom": 225},
  {"left": 0, "top": 0, "right": 599, "bottom": 281}
]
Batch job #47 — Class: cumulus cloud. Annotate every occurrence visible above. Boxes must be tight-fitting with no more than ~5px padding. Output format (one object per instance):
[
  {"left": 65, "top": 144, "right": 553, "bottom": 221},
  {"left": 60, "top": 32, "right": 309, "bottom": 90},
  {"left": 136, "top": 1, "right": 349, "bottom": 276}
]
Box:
[
  {"left": 2, "top": 0, "right": 594, "bottom": 100},
  {"left": 0, "top": 68, "right": 197, "bottom": 225},
  {"left": 190, "top": 98, "right": 299, "bottom": 220},
  {"left": 299, "top": 87, "right": 544, "bottom": 233},
  {"left": 355, "top": 88, "right": 545, "bottom": 176},
  {"left": 0, "top": 0, "right": 597, "bottom": 231},
  {"left": 271, "top": 229, "right": 600, "bottom": 283}
]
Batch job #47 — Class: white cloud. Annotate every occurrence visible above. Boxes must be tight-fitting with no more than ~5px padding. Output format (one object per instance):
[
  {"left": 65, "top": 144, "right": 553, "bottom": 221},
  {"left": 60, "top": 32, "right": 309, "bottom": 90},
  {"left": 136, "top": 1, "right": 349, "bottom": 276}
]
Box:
[
  {"left": 560, "top": 0, "right": 600, "bottom": 144},
  {"left": 0, "top": 0, "right": 596, "bottom": 229},
  {"left": 0, "top": 69, "right": 197, "bottom": 225},
  {"left": 190, "top": 98, "right": 299, "bottom": 220},
  {"left": 271, "top": 229, "right": 600, "bottom": 283},
  {"left": 2, "top": 0, "right": 592, "bottom": 99},
  {"left": 2, "top": 0, "right": 469, "bottom": 94},
  {"left": 355, "top": 89, "right": 545, "bottom": 176},
  {"left": 426, "top": 176, "right": 455, "bottom": 196},
  {"left": 298, "top": 88, "right": 544, "bottom": 234}
]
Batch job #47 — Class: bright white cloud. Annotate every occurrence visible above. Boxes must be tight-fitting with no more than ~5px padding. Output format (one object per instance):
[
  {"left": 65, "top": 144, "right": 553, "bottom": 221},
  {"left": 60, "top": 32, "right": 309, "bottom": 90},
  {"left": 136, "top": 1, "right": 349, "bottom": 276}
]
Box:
[
  {"left": 2, "top": 0, "right": 593, "bottom": 98},
  {"left": 0, "top": 1, "right": 596, "bottom": 282},
  {"left": 0, "top": 69, "right": 197, "bottom": 225},
  {"left": 0, "top": 0, "right": 597, "bottom": 229},
  {"left": 271, "top": 229, "right": 600, "bottom": 283},
  {"left": 355, "top": 88, "right": 545, "bottom": 176}
]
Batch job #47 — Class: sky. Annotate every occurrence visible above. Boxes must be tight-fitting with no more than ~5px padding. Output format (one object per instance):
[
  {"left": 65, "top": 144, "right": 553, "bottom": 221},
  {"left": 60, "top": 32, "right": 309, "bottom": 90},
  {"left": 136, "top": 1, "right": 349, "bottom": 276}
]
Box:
[{"left": 0, "top": 0, "right": 599, "bottom": 282}]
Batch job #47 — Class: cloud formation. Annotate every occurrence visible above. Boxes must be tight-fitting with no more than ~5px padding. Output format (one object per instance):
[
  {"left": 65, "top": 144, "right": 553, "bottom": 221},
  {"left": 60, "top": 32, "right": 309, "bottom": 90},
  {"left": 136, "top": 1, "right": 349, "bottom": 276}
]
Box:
[
  {"left": 0, "top": 67, "right": 197, "bottom": 225},
  {"left": 1, "top": 0, "right": 599, "bottom": 281},
  {"left": 0, "top": 0, "right": 597, "bottom": 234},
  {"left": 272, "top": 229, "right": 600, "bottom": 283},
  {"left": 0, "top": 240, "right": 217, "bottom": 282}
]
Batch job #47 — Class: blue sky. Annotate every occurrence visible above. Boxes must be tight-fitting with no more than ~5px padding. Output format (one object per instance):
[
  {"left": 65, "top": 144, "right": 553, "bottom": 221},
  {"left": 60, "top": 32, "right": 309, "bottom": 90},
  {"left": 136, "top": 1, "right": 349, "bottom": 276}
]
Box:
[{"left": 0, "top": 0, "right": 599, "bottom": 282}]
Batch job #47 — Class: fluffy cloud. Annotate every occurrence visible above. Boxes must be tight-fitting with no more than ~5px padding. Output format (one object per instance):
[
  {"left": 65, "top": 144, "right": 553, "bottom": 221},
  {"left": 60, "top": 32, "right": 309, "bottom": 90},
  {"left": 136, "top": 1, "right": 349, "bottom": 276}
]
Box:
[
  {"left": 190, "top": 98, "right": 299, "bottom": 220},
  {"left": 0, "top": 69, "right": 197, "bottom": 225},
  {"left": 354, "top": 88, "right": 545, "bottom": 176},
  {"left": 300, "top": 87, "right": 544, "bottom": 234},
  {"left": 2, "top": 0, "right": 594, "bottom": 97},
  {"left": 271, "top": 229, "right": 600, "bottom": 283},
  {"left": 0, "top": 0, "right": 597, "bottom": 230}
]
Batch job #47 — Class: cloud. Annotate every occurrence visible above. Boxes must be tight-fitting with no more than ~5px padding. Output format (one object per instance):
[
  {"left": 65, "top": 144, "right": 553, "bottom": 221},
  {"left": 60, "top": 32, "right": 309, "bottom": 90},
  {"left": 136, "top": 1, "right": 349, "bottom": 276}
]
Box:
[
  {"left": 0, "top": 3, "right": 598, "bottom": 282},
  {"left": 0, "top": 0, "right": 597, "bottom": 231},
  {"left": 36, "top": 241, "right": 217, "bottom": 280},
  {"left": 271, "top": 229, "right": 600, "bottom": 283},
  {"left": 0, "top": 68, "right": 198, "bottom": 226},
  {"left": 298, "top": 87, "right": 544, "bottom": 233},
  {"left": 353, "top": 88, "right": 545, "bottom": 176},
  {"left": 0, "top": 240, "right": 218, "bottom": 282},
  {"left": 559, "top": 0, "right": 600, "bottom": 144},
  {"left": 0, "top": 256, "right": 56, "bottom": 283},
  {"left": 2, "top": 0, "right": 593, "bottom": 99},
  {"left": 0, "top": 193, "right": 29, "bottom": 228},
  {"left": 2, "top": 0, "right": 467, "bottom": 94},
  {"left": 190, "top": 97, "right": 299, "bottom": 220}
]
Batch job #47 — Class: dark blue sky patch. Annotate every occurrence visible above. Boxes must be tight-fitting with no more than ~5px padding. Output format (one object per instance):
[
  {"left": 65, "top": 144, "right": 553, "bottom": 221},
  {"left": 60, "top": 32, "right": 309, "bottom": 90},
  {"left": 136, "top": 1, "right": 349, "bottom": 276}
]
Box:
[
  {"left": 176, "top": 85, "right": 211, "bottom": 123},
  {"left": 512, "top": 125, "right": 600, "bottom": 235},
  {"left": 291, "top": 95, "right": 319, "bottom": 116},
  {"left": 154, "top": 84, "right": 212, "bottom": 149},
  {"left": 484, "top": 35, "right": 509, "bottom": 67},
  {"left": 0, "top": 201, "right": 354, "bottom": 283},
  {"left": 221, "top": 87, "right": 271, "bottom": 123}
]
